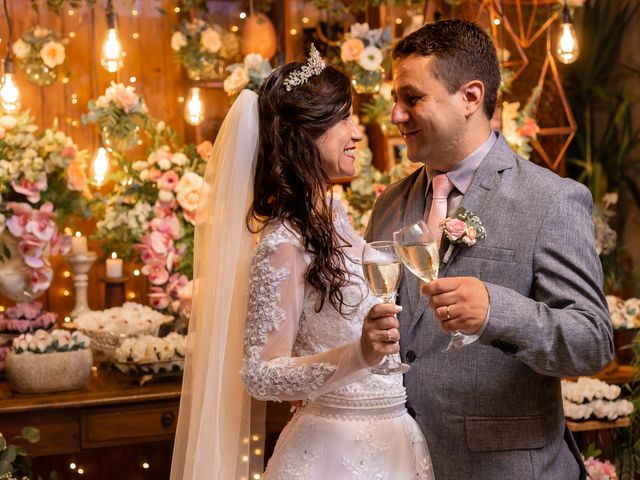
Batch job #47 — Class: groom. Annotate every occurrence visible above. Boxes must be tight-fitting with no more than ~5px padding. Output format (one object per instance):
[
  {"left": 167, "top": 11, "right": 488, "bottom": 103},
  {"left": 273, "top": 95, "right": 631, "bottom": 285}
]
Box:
[{"left": 363, "top": 19, "right": 613, "bottom": 479}]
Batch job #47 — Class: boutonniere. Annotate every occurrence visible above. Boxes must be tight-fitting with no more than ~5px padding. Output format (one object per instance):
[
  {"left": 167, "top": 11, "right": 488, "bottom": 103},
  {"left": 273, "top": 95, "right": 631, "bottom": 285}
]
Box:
[{"left": 439, "top": 208, "right": 487, "bottom": 265}]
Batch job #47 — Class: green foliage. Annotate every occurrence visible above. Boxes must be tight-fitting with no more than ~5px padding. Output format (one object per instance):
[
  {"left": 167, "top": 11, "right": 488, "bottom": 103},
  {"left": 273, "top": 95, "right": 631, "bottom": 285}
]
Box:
[{"left": 0, "top": 427, "right": 40, "bottom": 479}]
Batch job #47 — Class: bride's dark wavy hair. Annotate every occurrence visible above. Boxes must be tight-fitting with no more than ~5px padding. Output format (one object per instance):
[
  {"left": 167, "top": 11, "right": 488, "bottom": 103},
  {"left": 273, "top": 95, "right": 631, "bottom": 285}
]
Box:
[{"left": 247, "top": 62, "right": 353, "bottom": 313}]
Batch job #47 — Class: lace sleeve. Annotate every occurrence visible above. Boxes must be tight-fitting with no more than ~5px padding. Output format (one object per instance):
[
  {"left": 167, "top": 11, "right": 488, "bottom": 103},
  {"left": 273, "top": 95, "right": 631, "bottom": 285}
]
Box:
[{"left": 241, "top": 230, "right": 371, "bottom": 402}]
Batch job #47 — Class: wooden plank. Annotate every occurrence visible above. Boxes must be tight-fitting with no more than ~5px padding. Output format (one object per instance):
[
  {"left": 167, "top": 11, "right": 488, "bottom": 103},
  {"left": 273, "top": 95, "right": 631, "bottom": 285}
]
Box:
[{"left": 567, "top": 417, "right": 630, "bottom": 433}]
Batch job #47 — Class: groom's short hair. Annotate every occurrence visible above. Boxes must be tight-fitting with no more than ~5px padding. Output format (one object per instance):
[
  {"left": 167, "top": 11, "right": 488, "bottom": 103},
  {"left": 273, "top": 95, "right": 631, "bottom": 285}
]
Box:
[{"left": 393, "top": 19, "right": 501, "bottom": 119}]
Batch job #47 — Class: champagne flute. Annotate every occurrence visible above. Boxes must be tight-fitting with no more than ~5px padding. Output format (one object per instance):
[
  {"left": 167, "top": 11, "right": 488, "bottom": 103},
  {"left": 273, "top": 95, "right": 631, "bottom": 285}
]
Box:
[
  {"left": 393, "top": 220, "right": 469, "bottom": 352},
  {"left": 362, "top": 241, "right": 410, "bottom": 375}
]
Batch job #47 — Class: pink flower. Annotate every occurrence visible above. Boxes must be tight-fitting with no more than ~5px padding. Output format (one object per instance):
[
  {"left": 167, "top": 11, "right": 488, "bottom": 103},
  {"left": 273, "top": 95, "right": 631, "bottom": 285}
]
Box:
[
  {"left": 518, "top": 118, "right": 540, "bottom": 138},
  {"left": 142, "top": 262, "right": 170, "bottom": 286},
  {"left": 29, "top": 267, "right": 53, "bottom": 293},
  {"left": 157, "top": 170, "right": 180, "bottom": 191},
  {"left": 183, "top": 209, "right": 197, "bottom": 226},
  {"left": 149, "top": 231, "right": 173, "bottom": 255},
  {"left": 341, "top": 38, "right": 365, "bottom": 62},
  {"left": 462, "top": 226, "right": 477, "bottom": 246},
  {"left": 134, "top": 241, "right": 164, "bottom": 264},
  {"left": 6, "top": 203, "right": 33, "bottom": 237},
  {"left": 443, "top": 219, "right": 467, "bottom": 240},
  {"left": 373, "top": 183, "right": 387, "bottom": 198},
  {"left": 115, "top": 85, "right": 140, "bottom": 113},
  {"left": 50, "top": 232, "right": 72, "bottom": 256},
  {"left": 27, "top": 203, "right": 56, "bottom": 242},
  {"left": 151, "top": 214, "right": 181, "bottom": 239},
  {"left": 167, "top": 273, "right": 189, "bottom": 298},
  {"left": 60, "top": 146, "right": 77, "bottom": 160},
  {"left": 19, "top": 234, "right": 46, "bottom": 268},
  {"left": 148, "top": 287, "right": 170, "bottom": 310},
  {"left": 148, "top": 168, "right": 162, "bottom": 182},
  {"left": 21, "top": 301, "right": 43, "bottom": 320},
  {"left": 196, "top": 140, "right": 213, "bottom": 160},
  {"left": 12, "top": 177, "right": 48, "bottom": 203}
]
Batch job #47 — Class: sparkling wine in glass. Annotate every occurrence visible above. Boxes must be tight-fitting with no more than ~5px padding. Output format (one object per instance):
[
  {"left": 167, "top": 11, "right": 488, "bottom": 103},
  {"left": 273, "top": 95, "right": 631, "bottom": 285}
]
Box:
[
  {"left": 393, "top": 220, "right": 471, "bottom": 351},
  {"left": 362, "top": 241, "right": 410, "bottom": 375}
]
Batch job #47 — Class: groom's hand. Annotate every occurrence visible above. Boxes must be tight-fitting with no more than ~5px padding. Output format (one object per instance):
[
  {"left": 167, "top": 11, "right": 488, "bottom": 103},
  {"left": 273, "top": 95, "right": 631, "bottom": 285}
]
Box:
[
  {"left": 421, "top": 277, "right": 489, "bottom": 334},
  {"left": 360, "top": 304, "right": 402, "bottom": 367}
]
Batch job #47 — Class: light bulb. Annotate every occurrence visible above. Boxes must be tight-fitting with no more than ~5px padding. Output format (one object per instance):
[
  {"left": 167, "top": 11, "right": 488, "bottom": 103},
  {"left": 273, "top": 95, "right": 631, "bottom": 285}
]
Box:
[
  {"left": 101, "top": 28, "right": 124, "bottom": 72},
  {"left": 0, "top": 59, "right": 20, "bottom": 113},
  {"left": 556, "top": 6, "right": 579, "bottom": 64},
  {"left": 184, "top": 87, "right": 205, "bottom": 126},
  {"left": 93, "top": 147, "right": 109, "bottom": 186}
]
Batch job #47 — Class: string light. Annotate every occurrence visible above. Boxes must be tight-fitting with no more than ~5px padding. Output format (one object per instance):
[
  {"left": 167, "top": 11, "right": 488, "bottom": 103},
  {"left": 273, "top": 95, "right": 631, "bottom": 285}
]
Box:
[
  {"left": 100, "top": 0, "right": 125, "bottom": 73},
  {"left": 133, "top": 269, "right": 140, "bottom": 276},
  {"left": 1, "top": 0, "right": 20, "bottom": 113},
  {"left": 64, "top": 316, "right": 71, "bottom": 323},
  {"left": 93, "top": 147, "right": 109, "bottom": 186},
  {"left": 556, "top": 0, "right": 579, "bottom": 64},
  {"left": 184, "top": 87, "right": 204, "bottom": 126},
  {"left": 142, "top": 462, "right": 150, "bottom": 469},
  {"left": 0, "top": 306, "right": 5, "bottom": 313}
]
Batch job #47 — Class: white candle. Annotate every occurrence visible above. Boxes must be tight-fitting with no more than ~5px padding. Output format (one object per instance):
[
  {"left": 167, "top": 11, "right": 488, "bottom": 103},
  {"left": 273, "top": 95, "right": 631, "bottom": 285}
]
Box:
[
  {"left": 106, "top": 252, "right": 123, "bottom": 278},
  {"left": 71, "top": 232, "right": 88, "bottom": 255}
]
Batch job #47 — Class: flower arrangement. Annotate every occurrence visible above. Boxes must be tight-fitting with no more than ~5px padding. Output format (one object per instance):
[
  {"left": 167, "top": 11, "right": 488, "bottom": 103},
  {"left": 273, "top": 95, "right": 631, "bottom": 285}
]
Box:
[
  {"left": 81, "top": 82, "right": 149, "bottom": 152},
  {"left": 0, "top": 109, "right": 90, "bottom": 297},
  {"left": 94, "top": 119, "right": 208, "bottom": 313},
  {"left": 440, "top": 209, "right": 487, "bottom": 265},
  {"left": 12, "top": 26, "right": 68, "bottom": 86},
  {"left": 606, "top": 295, "right": 640, "bottom": 329},
  {"left": 339, "top": 22, "right": 392, "bottom": 93},
  {"left": 171, "top": 18, "right": 241, "bottom": 81},
  {"left": 114, "top": 332, "right": 186, "bottom": 363},
  {"left": 11, "top": 329, "right": 90, "bottom": 354},
  {"left": 562, "top": 378, "right": 634, "bottom": 423},
  {"left": 0, "top": 301, "right": 55, "bottom": 334},
  {"left": 74, "top": 302, "right": 173, "bottom": 336},
  {"left": 501, "top": 86, "right": 542, "bottom": 160},
  {"left": 223, "top": 53, "right": 273, "bottom": 98}
]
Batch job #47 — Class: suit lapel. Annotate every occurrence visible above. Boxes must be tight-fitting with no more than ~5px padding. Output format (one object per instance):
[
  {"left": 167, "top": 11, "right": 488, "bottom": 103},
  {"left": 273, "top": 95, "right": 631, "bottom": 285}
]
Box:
[{"left": 410, "top": 136, "right": 515, "bottom": 327}]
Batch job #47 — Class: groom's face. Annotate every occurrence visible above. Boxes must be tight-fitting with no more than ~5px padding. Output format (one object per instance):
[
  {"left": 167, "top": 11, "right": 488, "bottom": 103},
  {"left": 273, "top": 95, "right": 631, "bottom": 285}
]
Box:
[{"left": 391, "top": 54, "right": 467, "bottom": 170}]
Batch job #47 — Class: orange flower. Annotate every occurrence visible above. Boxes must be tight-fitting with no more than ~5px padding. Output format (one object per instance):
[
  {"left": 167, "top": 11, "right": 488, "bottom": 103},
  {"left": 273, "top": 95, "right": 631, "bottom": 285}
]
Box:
[
  {"left": 341, "top": 38, "right": 365, "bottom": 63},
  {"left": 517, "top": 118, "right": 540, "bottom": 139},
  {"left": 67, "top": 158, "right": 87, "bottom": 192}
]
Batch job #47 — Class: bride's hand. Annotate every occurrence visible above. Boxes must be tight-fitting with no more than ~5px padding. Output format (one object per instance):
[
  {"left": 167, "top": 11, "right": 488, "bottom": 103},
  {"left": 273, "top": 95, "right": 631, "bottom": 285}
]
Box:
[{"left": 360, "top": 304, "right": 402, "bottom": 367}]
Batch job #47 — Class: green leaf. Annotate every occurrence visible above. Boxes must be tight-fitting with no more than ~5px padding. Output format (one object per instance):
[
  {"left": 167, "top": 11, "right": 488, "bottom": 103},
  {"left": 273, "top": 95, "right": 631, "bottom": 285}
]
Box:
[
  {"left": 20, "top": 426, "right": 40, "bottom": 444},
  {"left": 0, "top": 460, "right": 12, "bottom": 475},
  {"left": 0, "top": 445, "right": 17, "bottom": 463}
]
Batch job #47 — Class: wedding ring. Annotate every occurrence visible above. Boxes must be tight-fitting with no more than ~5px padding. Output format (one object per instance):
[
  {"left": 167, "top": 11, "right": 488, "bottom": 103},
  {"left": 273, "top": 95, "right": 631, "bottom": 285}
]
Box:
[
  {"left": 386, "top": 329, "right": 392, "bottom": 342},
  {"left": 445, "top": 305, "right": 451, "bottom": 320}
]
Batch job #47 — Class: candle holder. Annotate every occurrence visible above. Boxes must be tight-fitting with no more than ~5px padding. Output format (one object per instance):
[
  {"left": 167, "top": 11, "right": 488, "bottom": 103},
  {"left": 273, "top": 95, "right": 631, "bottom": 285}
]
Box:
[
  {"left": 64, "top": 251, "right": 98, "bottom": 318},
  {"left": 101, "top": 276, "right": 129, "bottom": 309}
]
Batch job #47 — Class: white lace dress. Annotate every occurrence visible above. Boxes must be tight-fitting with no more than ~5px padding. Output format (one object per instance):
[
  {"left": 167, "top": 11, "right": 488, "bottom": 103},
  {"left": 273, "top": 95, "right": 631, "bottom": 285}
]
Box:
[{"left": 241, "top": 202, "right": 434, "bottom": 480}]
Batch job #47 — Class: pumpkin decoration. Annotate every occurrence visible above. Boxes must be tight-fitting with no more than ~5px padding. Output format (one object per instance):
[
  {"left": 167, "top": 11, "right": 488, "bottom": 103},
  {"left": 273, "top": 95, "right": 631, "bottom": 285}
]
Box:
[{"left": 242, "top": 13, "right": 277, "bottom": 60}]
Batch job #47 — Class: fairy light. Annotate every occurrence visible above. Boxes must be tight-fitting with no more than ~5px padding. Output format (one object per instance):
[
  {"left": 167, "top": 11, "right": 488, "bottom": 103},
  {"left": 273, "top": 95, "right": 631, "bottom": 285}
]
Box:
[
  {"left": 100, "top": 0, "right": 125, "bottom": 73},
  {"left": 77, "top": 468, "right": 84, "bottom": 475},
  {"left": 0, "top": 0, "right": 20, "bottom": 115},
  {"left": 556, "top": 0, "right": 579, "bottom": 64},
  {"left": 69, "top": 463, "right": 76, "bottom": 470},
  {"left": 493, "top": 18, "right": 501, "bottom": 26},
  {"left": 133, "top": 269, "right": 140, "bottom": 276},
  {"left": 0, "top": 306, "right": 5, "bottom": 313},
  {"left": 93, "top": 147, "right": 109, "bottom": 186},
  {"left": 231, "top": 25, "right": 239, "bottom": 32},
  {"left": 184, "top": 87, "right": 204, "bottom": 126},
  {"left": 63, "top": 270, "right": 71, "bottom": 277},
  {"left": 239, "top": 11, "right": 247, "bottom": 19},
  {"left": 64, "top": 316, "right": 71, "bottom": 323},
  {"left": 289, "top": 28, "right": 297, "bottom": 36},
  {"left": 63, "top": 289, "right": 70, "bottom": 296},
  {"left": 142, "top": 462, "right": 150, "bottom": 470}
]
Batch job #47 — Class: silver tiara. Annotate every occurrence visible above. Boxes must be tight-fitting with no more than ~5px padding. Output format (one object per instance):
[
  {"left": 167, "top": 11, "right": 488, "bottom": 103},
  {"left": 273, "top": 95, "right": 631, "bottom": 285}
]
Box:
[{"left": 283, "top": 44, "right": 326, "bottom": 92}]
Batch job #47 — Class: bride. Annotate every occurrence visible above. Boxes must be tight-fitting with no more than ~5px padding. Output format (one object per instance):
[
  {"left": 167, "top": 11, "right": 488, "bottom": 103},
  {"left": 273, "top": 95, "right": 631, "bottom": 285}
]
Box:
[{"left": 171, "top": 46, "right": 433, "bottom": 480}]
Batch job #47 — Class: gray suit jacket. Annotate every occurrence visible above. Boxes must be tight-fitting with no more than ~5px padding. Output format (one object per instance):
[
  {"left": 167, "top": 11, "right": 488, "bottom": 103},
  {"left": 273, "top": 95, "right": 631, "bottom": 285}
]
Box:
[{"left": 365, "top": 135, "right": 614, "bottom": 480}]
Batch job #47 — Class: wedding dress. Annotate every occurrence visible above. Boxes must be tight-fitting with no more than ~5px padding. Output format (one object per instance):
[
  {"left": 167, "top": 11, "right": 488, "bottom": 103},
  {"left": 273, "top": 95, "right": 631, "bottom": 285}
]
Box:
[{"left": 241, "top": 199, "right": 434, "bottom": 480}]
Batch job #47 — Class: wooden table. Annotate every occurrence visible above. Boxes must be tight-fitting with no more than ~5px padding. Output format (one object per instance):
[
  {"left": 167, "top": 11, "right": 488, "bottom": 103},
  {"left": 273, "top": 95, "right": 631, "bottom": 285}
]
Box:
[{"left": 0, "top": 367, "right": 181, "bottom": 479}]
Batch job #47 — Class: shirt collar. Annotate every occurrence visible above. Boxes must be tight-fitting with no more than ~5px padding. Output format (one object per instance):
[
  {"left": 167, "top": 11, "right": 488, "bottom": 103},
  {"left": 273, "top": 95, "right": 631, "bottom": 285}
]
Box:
[{"left": 426, "top": 131, "right": 498, "bottom": 196}]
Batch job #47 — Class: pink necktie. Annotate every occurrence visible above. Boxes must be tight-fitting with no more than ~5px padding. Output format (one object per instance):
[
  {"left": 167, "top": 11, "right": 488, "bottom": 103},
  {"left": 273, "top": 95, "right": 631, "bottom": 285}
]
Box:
[{"left": 427, "top": 174, "right": 454, "bottom": 247}]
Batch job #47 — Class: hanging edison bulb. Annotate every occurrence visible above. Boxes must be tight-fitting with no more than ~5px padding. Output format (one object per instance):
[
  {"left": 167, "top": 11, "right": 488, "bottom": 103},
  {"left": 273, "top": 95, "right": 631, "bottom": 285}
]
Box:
[
  {"left": 100, "top": 0, "right": 124, "bottom": 73},
  {"left": 93, "top": 147, "right": 109, "bottom": 186},
  {"left": 0, "top": 59, "right": 20, "bottom": 113},
  {"left": 184, "top": 87, "right": 205, "bottom": 126},
  {"left": 556, "top": 2, "right": 579, "bottom": 65}
]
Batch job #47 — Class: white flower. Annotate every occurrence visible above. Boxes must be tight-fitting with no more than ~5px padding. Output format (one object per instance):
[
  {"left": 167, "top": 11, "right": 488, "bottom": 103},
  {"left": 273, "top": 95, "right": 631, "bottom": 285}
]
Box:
[
  {"left": 52, "top": 329, "right": 73, "bottom": 350},
  {"left": 171, "top": 152, "right": 188, "bottom": 166},
  {"left": 350, "top": 22, "right": 370, "bottom": 39},
  {"left": 200, "top": 28, "right": 221, "bottom": 53},
  {"left": 139, "top": 169, "right": 150, "bottom": 181},
  {"left": 40, "top": 41, "right": 65, "bottom": 68},
  {"left": 171, "top": 31, "right": 188, "bottom": 52},
  {"left": 33, "top": 27, "right": 51, "bottom": 38},
  {"left": 132, "top": 160, "right": 148, "bottom": 171},
  {"left": 12, "top": 39, "right": 31, "bottom": 59},
  {"left": 176, "top": 185, "right": 200, "bottom": 214},
  {"left": 157, "top": 157, "right": 172, "bottom": 171},
  {"left": 244, "top": 53, "right": 265, "bottom": 70},
  {"left": 223, "top": 66, "right": 249, "bottom": 96},
  {"left": 0, "top": 115, "right": 17, "bottom": 131},
  {"left": 359, "top": 46, "right": 383, "bottom": 71},
  {"left": 158, "top": 189, "right": 174, "bottom": 203},
  {"left": 175, "top": 171, "right": 203, "bottom": 193}
]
